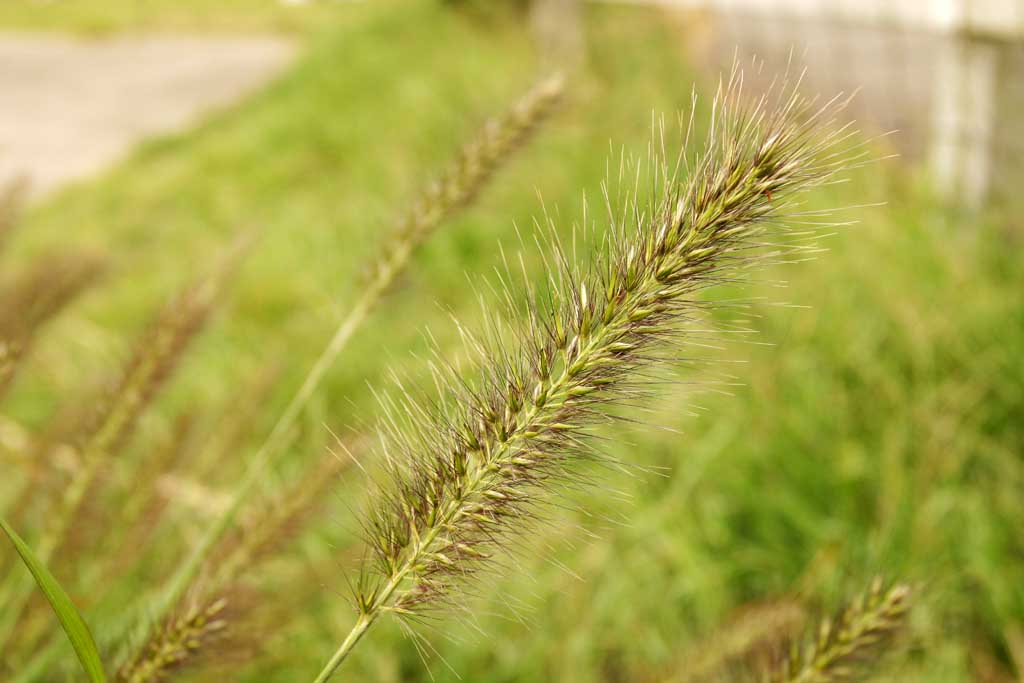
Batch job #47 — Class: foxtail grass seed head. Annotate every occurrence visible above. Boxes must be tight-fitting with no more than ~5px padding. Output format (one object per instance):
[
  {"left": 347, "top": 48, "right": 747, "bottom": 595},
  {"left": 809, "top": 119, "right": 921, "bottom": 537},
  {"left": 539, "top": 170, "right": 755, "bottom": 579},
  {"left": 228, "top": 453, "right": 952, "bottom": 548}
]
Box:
[
  {"left": 311, "top": 69, "right": 867, "bottom": 682},
  {"left": 78, "top": 236, "right": 244, "bottom": 457},
  {"left": 380, "top": 73, "right": 564, "bottom": 284},
  {"left": 0, "top": 250, "right": 106, "bottom": 398},
  {"left": 764, "top": 580, "right": 911, "bottom": 683},
  {"left": 117, "top": 597, "right": 230, "bottom": 683}
]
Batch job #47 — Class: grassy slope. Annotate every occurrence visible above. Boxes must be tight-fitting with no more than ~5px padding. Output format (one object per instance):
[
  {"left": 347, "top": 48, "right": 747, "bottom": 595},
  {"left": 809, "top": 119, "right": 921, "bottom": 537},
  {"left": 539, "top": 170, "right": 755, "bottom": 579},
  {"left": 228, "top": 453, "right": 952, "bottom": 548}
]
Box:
[{"left": 1, "top": 1, "right": 1022, "bottom": 681}]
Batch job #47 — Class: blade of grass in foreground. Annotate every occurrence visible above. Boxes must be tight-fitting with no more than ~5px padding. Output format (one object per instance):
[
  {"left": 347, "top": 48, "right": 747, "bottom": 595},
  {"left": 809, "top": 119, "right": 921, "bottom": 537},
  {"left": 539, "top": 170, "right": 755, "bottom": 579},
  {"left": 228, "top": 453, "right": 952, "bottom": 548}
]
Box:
[{"left": 0, "top": 518, "right": 107, "bottom": 683}]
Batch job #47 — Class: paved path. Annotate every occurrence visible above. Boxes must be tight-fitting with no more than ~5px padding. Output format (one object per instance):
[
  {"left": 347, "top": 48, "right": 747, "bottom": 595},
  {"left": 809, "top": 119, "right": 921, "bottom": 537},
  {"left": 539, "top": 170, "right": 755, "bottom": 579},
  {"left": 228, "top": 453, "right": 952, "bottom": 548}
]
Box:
[{"left": 0, "top": 34, "right": 295, "bottom": 199}]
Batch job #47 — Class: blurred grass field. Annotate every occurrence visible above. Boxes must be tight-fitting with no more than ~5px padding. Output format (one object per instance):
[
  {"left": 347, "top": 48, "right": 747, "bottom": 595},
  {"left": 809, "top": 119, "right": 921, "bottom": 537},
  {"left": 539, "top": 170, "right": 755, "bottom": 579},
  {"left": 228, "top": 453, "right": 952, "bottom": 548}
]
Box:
[
  {"left": 1, "top": 1, "right": 1022, "bottom": 681},
  {"left": 0, "top": 0, "right": 342, "bottom": 34}
]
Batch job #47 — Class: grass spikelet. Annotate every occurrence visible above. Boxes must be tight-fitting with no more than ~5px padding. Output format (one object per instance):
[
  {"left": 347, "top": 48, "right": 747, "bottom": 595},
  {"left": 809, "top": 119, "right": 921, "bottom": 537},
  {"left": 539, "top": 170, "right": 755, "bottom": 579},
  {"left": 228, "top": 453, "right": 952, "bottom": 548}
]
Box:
[
  {"left": 0, "top": 250, "right": 106, "bottom": 398},
  {"left": 116, "top": 597, "right": 230, "bottom": 683},
  {"left": 0, "top": 238, "right": 245, "bottom": 651},
  {"left": 133, "top": 73, "right": 565, "bottom": 663},
  {"left": 763, "top": 580, "right": 911, "bottom": 683},
  {"left": 310, "top": 70, "right": 863, "bottom": 681}
]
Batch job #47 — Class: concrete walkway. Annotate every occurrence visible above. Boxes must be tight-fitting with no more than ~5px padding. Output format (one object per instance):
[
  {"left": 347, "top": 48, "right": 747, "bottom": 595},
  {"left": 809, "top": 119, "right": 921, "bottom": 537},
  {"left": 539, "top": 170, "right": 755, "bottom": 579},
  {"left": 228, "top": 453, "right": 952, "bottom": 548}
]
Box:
[{"left": 0, "top": 34, "right": 295, "bottom": 199}]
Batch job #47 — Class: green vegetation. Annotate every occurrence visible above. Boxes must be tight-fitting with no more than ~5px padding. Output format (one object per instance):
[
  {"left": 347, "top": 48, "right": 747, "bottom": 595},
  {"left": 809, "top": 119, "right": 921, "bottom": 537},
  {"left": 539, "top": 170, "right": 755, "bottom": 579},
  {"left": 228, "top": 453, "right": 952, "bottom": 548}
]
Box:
[
  {"left": 1, "top": 518, "right": 106, "bottom": 683},
  {"left": 1, "top": 1, "right": 1021, "bottom": 682}
]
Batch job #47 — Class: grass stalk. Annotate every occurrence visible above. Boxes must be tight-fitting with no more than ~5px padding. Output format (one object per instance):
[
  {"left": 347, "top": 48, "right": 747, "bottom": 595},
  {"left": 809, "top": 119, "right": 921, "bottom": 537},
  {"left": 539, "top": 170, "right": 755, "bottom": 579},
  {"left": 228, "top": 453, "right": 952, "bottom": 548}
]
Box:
[{"left": 312, "top": 614, "right": 374, "bottom": 683}]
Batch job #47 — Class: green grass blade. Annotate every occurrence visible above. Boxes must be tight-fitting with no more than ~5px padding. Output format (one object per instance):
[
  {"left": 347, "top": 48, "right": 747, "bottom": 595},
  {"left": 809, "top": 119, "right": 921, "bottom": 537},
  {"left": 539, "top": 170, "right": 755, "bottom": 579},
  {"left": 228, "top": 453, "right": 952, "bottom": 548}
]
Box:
[{"left": 0, "top": 517, "right": 107, "bottom": 683}]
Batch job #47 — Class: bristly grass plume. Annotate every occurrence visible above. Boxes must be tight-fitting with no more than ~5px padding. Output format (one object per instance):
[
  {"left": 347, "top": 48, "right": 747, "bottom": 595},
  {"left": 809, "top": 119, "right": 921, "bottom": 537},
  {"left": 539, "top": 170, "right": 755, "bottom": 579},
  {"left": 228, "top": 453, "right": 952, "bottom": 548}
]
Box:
[
  {"left": 310, "top": 68, "right": 865, "bottom": 682},
  {"left": 116, "top": 597, "right": 230, "bottom": 683},
  {"left": 0, "top": 250, "right": 106, "bottom": 399},
  {"left": 762, "top": 580, "right": 911, "bottom": 683}
]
